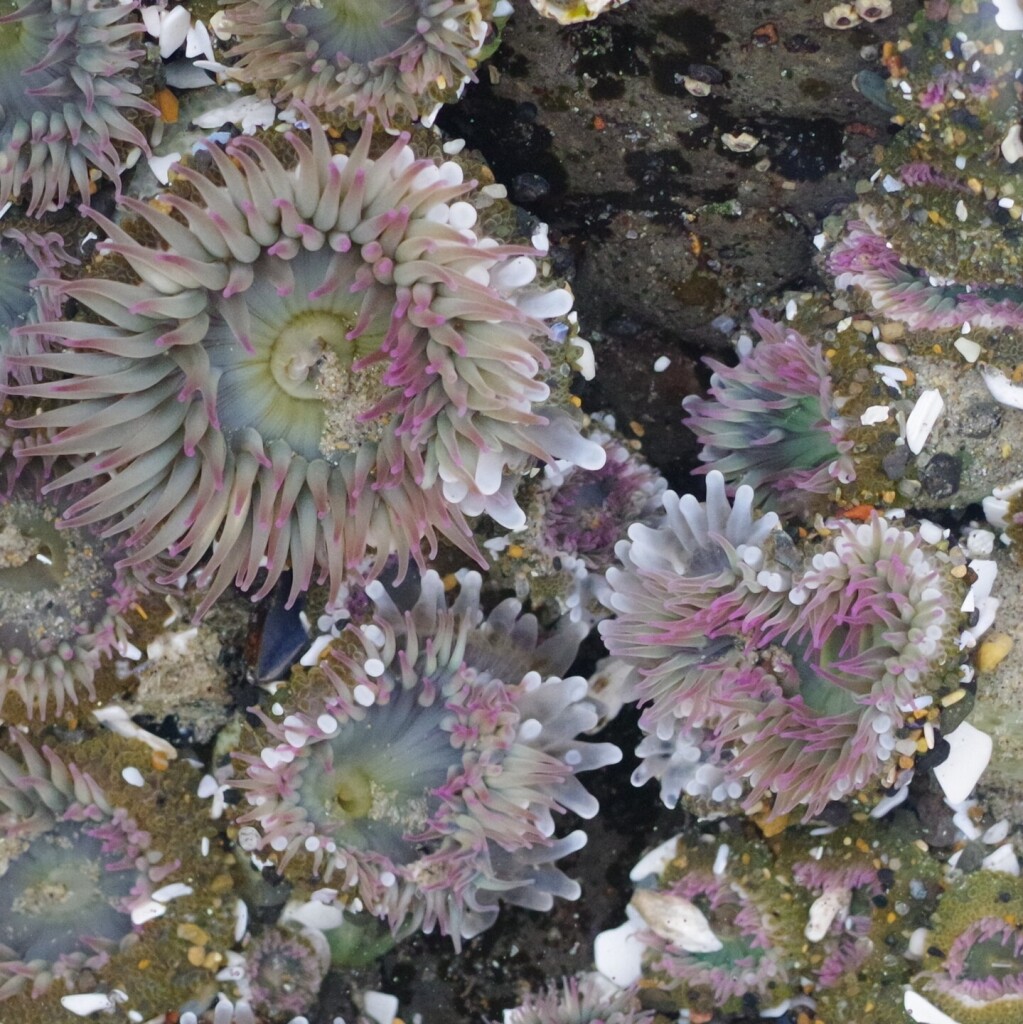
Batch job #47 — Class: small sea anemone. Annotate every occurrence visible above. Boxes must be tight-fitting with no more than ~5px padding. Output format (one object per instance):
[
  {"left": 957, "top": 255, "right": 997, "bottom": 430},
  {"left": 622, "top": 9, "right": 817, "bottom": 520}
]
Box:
[
  {"left": 0, "top": 0, "right": 154, "bottom": 215},
  {"left": 0, "top": 729, "right": 237, "bottom": 1017},
  {"left": 624, "top": 826, "right": 801, "bottom": 1017},
  {"left": 0, "top": 462, "right": 146, "bottom": 719},
  {"left": 528, "top": 0, "right": 631, "bottom": 24},
  {"left": 229, "top": 569, "right": 620, "bottom": 945},
  {"left": 913, "top": 869, "right": 1023, "bottom": 1024},
  {"left": 829, "top": 216, "right": 1023, "bottom": 332},
  {"left": 682, "top": 311, "right": 854, "bottom": 510},
  {"left": 12, "top": 112, "right": 601, "bottom": 614},
  {"left": 499, "top": 973, "right": 654, "bottom": 1024},
  {"left": 231, "top": 924, "right": 330, "bottom": 1021},
  {"left": 487, "top": 413, "right": 666, "bottom": 622},
  {"left": 219, "top": 0, "right": 500, "bottom": 128}
]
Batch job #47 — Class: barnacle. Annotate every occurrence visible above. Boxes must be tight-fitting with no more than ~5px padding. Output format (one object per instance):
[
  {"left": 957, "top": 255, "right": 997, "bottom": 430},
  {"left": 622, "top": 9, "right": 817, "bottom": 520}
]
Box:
[
  {"left": 229, "top": 570, "right": 620, "bottom": 944},
  {"left": 11, "top": 112, "right": 601, "bottom": 615}
]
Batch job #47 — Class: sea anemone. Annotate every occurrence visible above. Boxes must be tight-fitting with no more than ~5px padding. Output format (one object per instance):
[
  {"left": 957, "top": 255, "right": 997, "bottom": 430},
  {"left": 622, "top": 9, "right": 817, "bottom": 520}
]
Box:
[
  {"left": 231, "top": 924, "right": 330, "bottom": 1021},
  {"left": 681, "top": 311, "right": 854, "bottom": 509},
  {"left": 487, "top": 413, "right": 666, "bottom": 622},
  {"left": 601, "top": 471, "right": 979, "bottom": 818},
  {"left": 0, "top": 462, "right": 146, "bottom": 720},
  {"left": 11, "top": 112, "right": 601, "bottom": 615},
  {"left": 499, "top": 973, "right": 654, "bottom": 1024},
  {"left": 229, "top": 569, "right": 620, "bottom": 945},
  {"left": 218, "top": 0, "right": 500, "bottom": 129},
  {"left": 913, "top": 869, "right": 1023, "bottom": 1024},
  {"left": 0, "top": 729, "right": 237, "bottom": 1018},
  {"left": 829, "top": 216, "right": 1023, "bottom": 333},
  {"left": 598, "top": 470, "right": 790, "bottom": 742},
  {"left": 0, "top": 0, "right": 154, "bottom": 215},
  {"left": 624, "top": 826, "right": 800, "bottom": 1017}
]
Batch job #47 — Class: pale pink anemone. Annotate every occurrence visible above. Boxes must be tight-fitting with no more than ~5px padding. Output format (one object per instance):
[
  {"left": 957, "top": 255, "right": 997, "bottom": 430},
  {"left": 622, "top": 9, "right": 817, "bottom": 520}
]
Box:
[
  {"left": 499, "top": 974, "right": 654, "bottom": 1024},
  {"left": 219, "top": 0, "right": 495, "bottom": 129},
  {"left": 230, "top": 570, "right": 620, "bottom": 945},
  {"left": 682, "top": 312, "right": 854, "bottom": 509},
  {"left": 0, "top": 0, "right": 154, "bottom": 215},
  {"left": 600, "top": 473, "right": 971, "bottom": 818},
  {"left": 829, "top": 216, "right": 1023, "bottom": 332},
  {"left": 10, "top": 112, "right": 602, "bottom": 614}
]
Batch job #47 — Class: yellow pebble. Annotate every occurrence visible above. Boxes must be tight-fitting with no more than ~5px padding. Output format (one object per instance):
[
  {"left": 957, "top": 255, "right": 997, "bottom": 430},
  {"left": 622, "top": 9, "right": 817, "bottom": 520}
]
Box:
[
  {"left": 978, "top": 634, "right": 1014, "bottom": 673},
  {"left": 187, "top": 946, "right": 206, "bottom": 967}
]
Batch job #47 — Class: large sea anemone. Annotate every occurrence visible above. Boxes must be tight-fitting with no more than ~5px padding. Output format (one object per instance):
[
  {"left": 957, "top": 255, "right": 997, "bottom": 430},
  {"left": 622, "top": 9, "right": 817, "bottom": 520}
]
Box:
[
  {"left": 682, "top": 311, "right": 854, "bottom": 509},
  {"left": 0, "top": 729, "right": 237, "bottom": 1018},
  {"left": 0, "top": 0, "right": 154, "bottom": 215},
  {"left": 601, "top": 473, "right": 979, "bottom": 818},
  {"left": 11, "top": 112, "right": 601, "bottom": 614},
  {"left": 229, "top": 569, "right": 620, "bottom": 944},
  {"left": 218, "top": 0, "right": 502, "bottom": 129}
]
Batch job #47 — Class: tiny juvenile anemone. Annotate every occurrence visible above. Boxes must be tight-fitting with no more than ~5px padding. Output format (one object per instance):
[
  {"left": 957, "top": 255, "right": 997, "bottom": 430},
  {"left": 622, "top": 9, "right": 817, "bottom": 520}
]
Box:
[
  {"left": 12, "top": 112, "right": 601, "bottom": 614},
  {"left": 681, "top": 311, "right": 854, "bottom": 509},
  {"left": 601, "top": 473, "right": 976, "bottom": 818},
  {"left": 229, "top": 569, "right": 620, "bottom": 944},
  {"left": 0, "top": 730, "right": 237, "bottom": 1018},
  {"left": 0, "top": 459, "right": 145, "bottom": 719},
  {"left": 498, "top": 973, "right": 654, "bottom": 1024},
  {"left": 0, "top": 0, "right": 154, "bottom": 215},
  {"left": 913, "top": 870, "right": 1023, "bottom": 1024},
  {"left": 219, "top": 0, "right": 500, "bottom": 129},
  {"left": 487, "top": 413, "right": 666, "bottom": 622}
]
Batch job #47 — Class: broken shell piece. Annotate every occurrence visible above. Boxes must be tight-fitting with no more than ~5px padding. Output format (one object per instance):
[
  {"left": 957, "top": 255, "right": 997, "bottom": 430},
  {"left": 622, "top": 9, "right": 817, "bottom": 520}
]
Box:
[
  {"left": 722, "top": 132, "right": 759, "bottom": 152},
  {"left": 854, "top": 0, "right": 892, "bottom": 20},
  {"left": 905, "top": 388, "right": 944, "bottom": 455},
  {"left": 904, "top": 989, "right": 962, "bottom": 1024},
  {"left": 953, "top": 337, "right": 981, "bottom": 363},
  {"left": 981, "top": 363, "right": 1023, "bottom": 409},
  {"left": 683, "top": 76, "right": 712, "bottom": 97},
  {"left": 824, "top": 3, "right": 860, "bottom": 28},
  {"left": 805, "top": 886, "right": 852, "bottom": 942},
  {"left": 933, "top": 722, "right": 992, "bottom": 805},
  {"left": 995, "top": 0, "right": 1023, "bottom": 30},
  {"left": 528, "top": 0, "right": 630, "bottom": 24},
  {"left": 1002, "top": 123, "right": 1023, "bottom": 164},
  {"left": 631, "top": 889, "right": 724, "bottom": 953}
]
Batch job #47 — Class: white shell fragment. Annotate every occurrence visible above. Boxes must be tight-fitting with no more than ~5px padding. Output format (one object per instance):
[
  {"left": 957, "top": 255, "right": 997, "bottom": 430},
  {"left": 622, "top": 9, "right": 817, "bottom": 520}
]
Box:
[
  {"left": 953, "top": 337, "right": 981, "bottom": 363},
  {"left": 860, "top": 405, "right": 890, "bottom": 426},
  {"left": 631, "top": 889, "right": 723, "bottom": 953},
  {"left": 982, "top": 363, "right": 1023, "bottom": 409},
  {"left": 905, "top": 988, "right": 964, "bottom": 1024},
  {"left": 61, "top": 994, "right": 121, "bottom": 1017},
  {"left": 933, "top": 722, "right": 993, "bottom": 804},
  {"left": 905, "top": 389, "right": 944, "bottom": 455},
  {"left": 1002, "top": 123, "right": 1023, "bottom": 164},
  {"left": 981, "top": 843, "right": 1021, "bottom": 876},
  {"left": 594, "top": 909, "right": 645, "bottom": 988},
  {"left": 363, "top": 991, "right": 400, "bottom": 1024},
  {"left": 629, "top": 835, "right": 681, "bottom": 882},
  {"left": 805, "top": 886, "right": 851, "bottom": 941}
]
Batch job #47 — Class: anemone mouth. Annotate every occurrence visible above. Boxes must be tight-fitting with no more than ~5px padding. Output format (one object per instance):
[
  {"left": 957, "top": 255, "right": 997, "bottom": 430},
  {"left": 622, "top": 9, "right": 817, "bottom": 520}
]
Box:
[
  {"left": 0, "top": 471, "right": 142, "bottom": 718},
  {"left": 941, "top": 918, "right": 1023, "bottom": 1001},
  {"left": 0, "top": 0, "right": 152, "bottom": 214},
  {"left": 221, "top": 0, "right": 487, "bottom": 127},
  {"left": 12, "top": 115, "right": 596, "bottom": 616}
]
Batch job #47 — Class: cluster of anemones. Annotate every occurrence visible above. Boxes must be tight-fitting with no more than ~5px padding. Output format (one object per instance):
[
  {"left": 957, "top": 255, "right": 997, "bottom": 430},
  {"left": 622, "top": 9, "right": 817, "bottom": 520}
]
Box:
[
  {"left": 600, "top": 471, "right": 983, "bottom": 819},
  {"left": 228, "top": 569, "right": 620, "bottom": 944},
  {"left": 10, "top": 111, "right": 601, "bottom": 616},
  {"left": 682, "top": 311, "right": 854, "bottom": 512}
]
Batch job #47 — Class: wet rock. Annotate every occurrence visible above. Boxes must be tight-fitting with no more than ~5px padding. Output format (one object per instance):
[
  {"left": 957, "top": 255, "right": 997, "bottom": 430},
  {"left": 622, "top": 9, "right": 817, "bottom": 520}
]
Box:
[
  {"left": 961, "top": 400, "right": 1002, "bottom": 438},
  {"left": 920, "top": 452, "right": 962, "bottom": 500}
]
